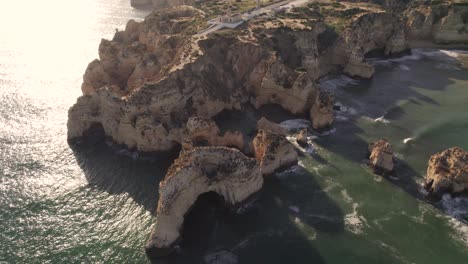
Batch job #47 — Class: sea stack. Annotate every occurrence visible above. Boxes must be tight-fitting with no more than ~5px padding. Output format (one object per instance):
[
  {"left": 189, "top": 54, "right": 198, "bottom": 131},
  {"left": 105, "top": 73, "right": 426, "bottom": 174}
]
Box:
[
  {"left": 424, "top": 147, "right": 468, "bottom": 196},
  {"left": 368, "top": 139, "right": 395, "bottom": 175}
]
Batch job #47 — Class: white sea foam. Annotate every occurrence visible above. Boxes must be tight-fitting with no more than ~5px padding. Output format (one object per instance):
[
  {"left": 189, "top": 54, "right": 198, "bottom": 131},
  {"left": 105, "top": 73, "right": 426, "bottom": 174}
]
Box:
[
  {"left": 370, "top": 48, "right": 466, "bottom": 66},
  {"left": 319, "top": 75, "right": 359, "bottom": 90},
  {"left": 363, "top": 116, "right": 390, "bottom": 124},
  {"left": 374, "top": 116, "right": 390, "bottom": 124},
  {"left": 279, "top": 119, "right": 310, "bottom": 132},
  {"left": 399, "top": 64, "right": 411, "bottom": 71},
  {"left": 345, "top": 203, "right": 368, "bottom": 234},
  {"left": 403, "top": 138, "right": 413, "bottom": 144},
  {"left": 438, "top": 194, "right": 468, "bottom": 247},
  {"left": 289, "top": 205, "right": 300, "bottom": 213},
  {"left": 204, "top": 250, "right": 238, "bottom": 264}
]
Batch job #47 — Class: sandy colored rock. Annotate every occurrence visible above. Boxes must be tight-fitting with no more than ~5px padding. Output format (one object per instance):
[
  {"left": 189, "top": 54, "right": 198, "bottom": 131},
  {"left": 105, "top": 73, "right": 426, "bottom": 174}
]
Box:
[
  {"left": 296, "top": 129, "right": 308, "bottom": 147},
  {"left": 368, "top": 139, "right": 394, "bottom": 175},
  {"left": 406, "top": 3, "right": 468, "bottom": 44},
  {"left": 424, "top": 147, "right": 468, "bottom": 195},
  {"left": 310, "top": 90, "right": 334, "bottom": 131},
  {"left": 145, "top": 147, "right": 263, "bottom": 257},
  {"left": 252, "top": 130, "right": 298, "bottom": 176},
  {"left": 257, "top": 117, "right": 287, "bottom": 136},
  {"left": 187, "top": 116, "right": 244, "bottom": 150}
]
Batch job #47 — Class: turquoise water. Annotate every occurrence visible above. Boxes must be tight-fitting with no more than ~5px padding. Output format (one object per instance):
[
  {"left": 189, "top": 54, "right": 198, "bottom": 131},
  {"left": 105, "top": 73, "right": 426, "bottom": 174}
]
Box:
[{"left": 1, "top": 1, "right": 468, "bottom": 263}]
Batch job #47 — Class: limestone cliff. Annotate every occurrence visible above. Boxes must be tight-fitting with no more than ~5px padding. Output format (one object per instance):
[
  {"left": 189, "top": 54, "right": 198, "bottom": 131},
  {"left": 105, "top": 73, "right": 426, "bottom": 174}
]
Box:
[
  {"left": 405, "top": 1, "right": 468, "bottom": 44},
  {"left": 69, "top": 5, "right": 417, "bottom": 152}
]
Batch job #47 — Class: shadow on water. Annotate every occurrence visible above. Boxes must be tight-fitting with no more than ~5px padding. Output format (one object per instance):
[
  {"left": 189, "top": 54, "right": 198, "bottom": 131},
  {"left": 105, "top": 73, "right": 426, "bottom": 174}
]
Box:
[
  {"left": 69, "top": 135, "right": 178, "bottom": 216},
  {"left": 153, "top": 166, "right": 344, "bottom": 264},
  {"left": 316, "top": 51, "right": 468, "bottom": 210},
  {"left": 70, "top": 128, "right": 344, "bottom": 264},
  {"left": 334, "top": 53, "right": 468, "bottom": 120}
]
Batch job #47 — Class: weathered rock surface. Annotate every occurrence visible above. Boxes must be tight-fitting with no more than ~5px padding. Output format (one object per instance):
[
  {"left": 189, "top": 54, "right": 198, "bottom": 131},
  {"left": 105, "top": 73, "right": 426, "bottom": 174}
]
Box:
[
  {"left": 69, "top": 5, "right": 421, "bottom": 152},
  {"left": 257, "top": 117, "right": 287, "bottom": 136},
  {"left": 186, "top": 117, "right": 244, "bottom": 150},
  {"left": 145, "top": 147, "right": 263, "bottom": 257},
  {"left": 296, "top": 128, "right": 309, "bottom": 147},
  {"left": 310, "top": 90, "right": 334, "bottom": 131},
  {"left": 368, "top": 139, "right": 394, "bottom": 175},
  {"left": 252, "top": 130, "right": 298, "bottom": 176},
  {"left": 406, "top": 2, "right": 468, "bottom": 44},
  {"left": 424, "top": 147, "right": 468, "bottom": 195}
]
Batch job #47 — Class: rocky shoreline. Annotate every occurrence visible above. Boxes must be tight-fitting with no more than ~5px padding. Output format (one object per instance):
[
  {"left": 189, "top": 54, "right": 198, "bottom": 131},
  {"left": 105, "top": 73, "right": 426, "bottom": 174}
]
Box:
[{"left": 67, "top": 0, "right": 468, "bottom": 258}]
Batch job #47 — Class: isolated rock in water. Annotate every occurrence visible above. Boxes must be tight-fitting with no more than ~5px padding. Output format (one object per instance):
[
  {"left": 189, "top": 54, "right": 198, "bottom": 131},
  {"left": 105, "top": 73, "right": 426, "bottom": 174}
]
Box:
[
  {"left": 252, "top": 130, "right": 298, "bottom": 176},
  {"left": 368, "top": 139, "right": 394, "bottom": 175},
  {"left": 424, "top": 147, "right": 468, "bottom": 196},
  {"left": 257, "top": 117, "right": 287, "bottom": 136},
  {"left": 296, "top": 129, "right": 308, "bottom": 147},
  {"left": 310, "top": 90, "right": 334, "bottom": 131},
  {"left": 146, "top": 147, "right": 263, "bottom": 258}
]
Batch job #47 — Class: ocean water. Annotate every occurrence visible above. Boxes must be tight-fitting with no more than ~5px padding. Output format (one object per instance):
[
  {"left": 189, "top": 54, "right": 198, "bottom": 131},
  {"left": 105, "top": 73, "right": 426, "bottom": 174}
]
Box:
[{"left": 1, "top": 1, "right": 468, "bottom": 263}]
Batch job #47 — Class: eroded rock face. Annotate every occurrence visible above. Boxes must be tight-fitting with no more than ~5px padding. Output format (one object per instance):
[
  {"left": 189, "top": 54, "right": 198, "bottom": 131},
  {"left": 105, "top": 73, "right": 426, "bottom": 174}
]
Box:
[
  {"left": 257, "top": 117, "right": 287, "bottom": 136},
  {"left": 296, "top": 128, "right": 308, "bottom": 147},
  {"left": 145, "top": 147, "right": 263, "bottom": 257},
  {"left": 334, "top": 12, "right": 408, "bottom": 78},
  {"left": 252, "top": 130, "right": 298, "bottom": 176},
  {"left": 424, "top": 147, "right": 468, "bottom": 196},
  {"left": 186, "top": 116, "right": 244, "bottom": 150},
  {"left": 310, "top": 90, "right": 334, "bottom": 131},
  {"left": 368, "top": 139, "right": 394, "bottom": 175},
  {"left": 406, "top": 3, "right": 468, "bottom": 44}
]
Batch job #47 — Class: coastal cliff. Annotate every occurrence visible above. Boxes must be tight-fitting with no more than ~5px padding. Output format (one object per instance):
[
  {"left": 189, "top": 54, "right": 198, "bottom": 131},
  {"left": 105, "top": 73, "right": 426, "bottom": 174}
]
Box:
[
  {"left": 68, "top": 0, "right": 468, "bottom": 258},
  {"left": 68, "top": 3, "right": 415, "bottom": 152}
]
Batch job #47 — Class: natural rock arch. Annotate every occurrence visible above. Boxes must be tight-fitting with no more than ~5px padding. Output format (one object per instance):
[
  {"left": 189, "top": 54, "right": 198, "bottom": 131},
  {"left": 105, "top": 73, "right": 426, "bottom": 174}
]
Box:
[{"left": 145, "top": 147, "right": 263, "bottom": 257}]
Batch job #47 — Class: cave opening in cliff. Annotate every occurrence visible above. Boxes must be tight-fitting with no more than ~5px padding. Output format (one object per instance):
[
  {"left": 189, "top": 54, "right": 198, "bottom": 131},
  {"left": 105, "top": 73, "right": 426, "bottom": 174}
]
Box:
[{"left": 180, "top": 191, "right": 229, "bottom": 248}]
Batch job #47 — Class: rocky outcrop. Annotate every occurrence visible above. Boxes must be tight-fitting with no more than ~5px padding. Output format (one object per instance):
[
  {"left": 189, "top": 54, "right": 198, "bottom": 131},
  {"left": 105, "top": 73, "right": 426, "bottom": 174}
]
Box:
[
  {"left": 186, "top": 117, "right": 244, "bottom": 150},
  {"left": 145, "top": 147, "right": 263, "bottom": 257},
  {"left": 424, "top": 147, "right": 468, "bottom": 196},
  {"left": 405, "top": 2, "right": 468, "bottom": 44},
  {"left": 368, "top": 139, "right": 394, "bottom": 175},
  {"left": 296, "top": 128, "right": 308, "bottom": 147},
  {"left": 81, "top": 7, "right": 203, "bottom": 95},
  {"left": 252, "top": 130, "right": 298, "bottom": 176},
  {"left": 257, "top": 117, "right": 287, "bottom": 136},
  {"left": 310, "top": 90, "right": 334, "bottom": 131},
  {"left": 328, "top": 12, "right": 408, "bottom": 78}
]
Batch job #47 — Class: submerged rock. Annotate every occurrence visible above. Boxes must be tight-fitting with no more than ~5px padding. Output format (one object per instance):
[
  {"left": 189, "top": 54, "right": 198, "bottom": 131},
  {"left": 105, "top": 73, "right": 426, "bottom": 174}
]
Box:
[
  {"left": 368, "top": 139, "right": 394, "bottom": 175},
  {"left": 424, "top": 147, "right": 468, "bottom": 196},
  {"left": 252, "top": 130, "right": 298, "bottom": 176},
  {"left": 145, "top": 147, "right": 263, "bottom": 257}
]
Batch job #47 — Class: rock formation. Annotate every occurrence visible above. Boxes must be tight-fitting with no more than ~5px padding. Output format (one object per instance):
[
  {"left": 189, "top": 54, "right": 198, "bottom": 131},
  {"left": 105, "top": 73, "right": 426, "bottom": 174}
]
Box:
[
  {"left": 368, "top": 139, "right": 394, "bottom": 175},
  {"left": 296, "top": 128, "right": 308, "bottom": 147},
  {"left": 405, "top": 1, "right": 468, "bottom": 44},
  {"left": 424, "top": 147, "right": 468, "bottom": 196},
  {"left": 252, "top": 130, "right": 298, "bottom": 176},
  {"left": 310, "top": 90, "right": 334, "bottom": 131},
  {"left": 257, "top": 117, "right": 287, "bottom": 136},
  {"left": 186, "top": 117, "right": 244, "bottom": 150},
  {"left": 67, "top": 1, "right": 468, "bottom": 258},
  {"left": 145, "top": 147, "right": 263, "bottom": 257}
]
